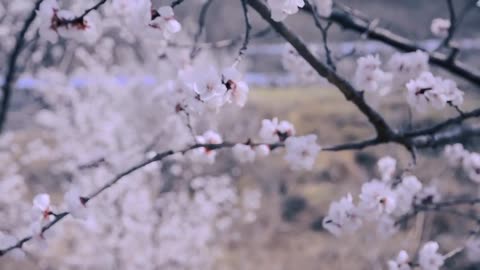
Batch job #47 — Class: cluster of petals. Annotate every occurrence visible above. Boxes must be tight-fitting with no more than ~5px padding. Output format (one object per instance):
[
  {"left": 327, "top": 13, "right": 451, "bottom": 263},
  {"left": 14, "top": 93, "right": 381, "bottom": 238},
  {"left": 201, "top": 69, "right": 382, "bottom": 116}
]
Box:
[
  {"left": 37, "top": 0, "right": 182, "bottom": 44},
  {"left": 353, "top": 54, "right": 393, "bottom": 95},
  {"left": 189, "top": 130, "right": 223, "bottom": 164},
  {"left": 387, "top": 50, "right": 429, "bottom": 88},
  {"left": 178, "top": 65, "right": 250, "bottom": 112},
  {"left": 430, "top": 18, "right": 451, "bottom": 37},
  {"left": 388, "top": 242, "right": 444, "bottom": 270},
  {"left": 444, "top": 144, "right": 480, "bottom": 183},
  {"left": 259, "top": 117, "right": 295, "bottom": 143},
  {"left": 323, "top": 156, "right": 427, "bottom": 236},
  {"left": 406, "top": 71, "right": 464, "bottom": 112},
  {"left": 232, "top": 143, "right": 270, "bottom": 163},
  {"left": 37, "top": 0, "right": 102, "bottom": 44},
  {"left": 267, "top": 0, "right": 305, "bottom": 21},
  {"left": 284, "top": 134, "right": 321, "bottom": 170}
]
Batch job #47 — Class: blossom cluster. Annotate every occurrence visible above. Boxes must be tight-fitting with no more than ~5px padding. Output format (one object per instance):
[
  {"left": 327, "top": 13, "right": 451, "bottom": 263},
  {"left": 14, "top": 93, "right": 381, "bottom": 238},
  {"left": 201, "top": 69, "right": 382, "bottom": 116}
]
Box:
[
  {"left": 353, "top": 52, "right": 464, "bottom": 112},
  {"left": 353, "top": 54, "right": 393, "bottom": 95},
  {"left": 430, "top": 18, "right": 451, "bottom": 37},
  {"left": 36, "top": 0, "right": 181, "bottom": 44},
  {"left": 444, "top": 143, "right": 480, "bottom": 183},
  {"left": 163, "top": 65, "right": 250, "bottom": 115},
  {"left": 282, "top": 43, "right": 325, "bottom": 84},
  {"left": 406, "top": 71, "right": 464, "bottom": 112},
  {"left": 388, "top": 242, "right": 445, "bottom": 270},
  {"left": 188, "top": 118, "right": 321, "bottom": 170},
  {"left": 322, "top": 156, "right": 440, "bottom": 237},
  {"left": 354, "top": 51, "right": 429, "bottom": 95}
]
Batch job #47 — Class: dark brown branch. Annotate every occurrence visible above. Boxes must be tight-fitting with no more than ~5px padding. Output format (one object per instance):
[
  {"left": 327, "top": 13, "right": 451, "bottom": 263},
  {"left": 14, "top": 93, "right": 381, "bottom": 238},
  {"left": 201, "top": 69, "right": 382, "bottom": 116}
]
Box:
[
  {"left": 247, "top": 0, "right": 395, "bottom": 141},
  {"left": 403, "top": 107, "right": 480, "bottom": 138},
  {"left": 0, "top": 0, "right": 44, "bottom": 133},
  {"left": 436, "top": 0, "right": 477, "bottom": 51},
  {"left": 323, "top": 5, "right": 480, "bottom": 86},
  {"left": 410, "top": 125, "right": 480, "bottom": 149},
  {"left": 440, "top": 0, "right": 456, "bottom": 49}
]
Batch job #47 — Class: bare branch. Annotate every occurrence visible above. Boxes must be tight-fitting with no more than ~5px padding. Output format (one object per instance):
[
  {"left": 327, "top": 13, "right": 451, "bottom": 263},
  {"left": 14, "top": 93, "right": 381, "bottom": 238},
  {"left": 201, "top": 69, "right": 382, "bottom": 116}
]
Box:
[
  {"left": 190, "top": 0, "right": 215, "bottom": 59},
  {"left": 0, "top": 0, "right": 44, "bottom": 134},
  {"left": 403, "top": 107, "right": 480, "bottom": 138},
  {"left": 305, "top": 0, "right": 336, "bottom": 70},
  {"left": 397, "top": 196, "right": 480, "bottom": 225},
  {"left": 436, "top": 0, "right": 476, "bottom": 51},
  {"left": 235, "top": 0, "right": 252, "bottom": 63}
]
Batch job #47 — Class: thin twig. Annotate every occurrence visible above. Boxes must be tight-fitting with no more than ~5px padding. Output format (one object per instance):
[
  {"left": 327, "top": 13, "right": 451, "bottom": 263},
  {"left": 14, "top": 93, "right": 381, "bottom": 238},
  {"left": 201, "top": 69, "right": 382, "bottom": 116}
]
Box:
[
  {"left": 403, "top": 107, "right": 480, "bottom": 138},
  {"left": 235, "top": 0, "right": 252, "bottom": 64},
  {"left": 305, "top": 0, "right": 336, "bottom": 70},
  {"left": 435, "top": 0, "right": 457, "bottom": 50},
  {"left": 190, "top": 0, "right": 215, "bottom": 59},
  {"left": 171, "top": 0, "right": 185, "bottom": 8}
]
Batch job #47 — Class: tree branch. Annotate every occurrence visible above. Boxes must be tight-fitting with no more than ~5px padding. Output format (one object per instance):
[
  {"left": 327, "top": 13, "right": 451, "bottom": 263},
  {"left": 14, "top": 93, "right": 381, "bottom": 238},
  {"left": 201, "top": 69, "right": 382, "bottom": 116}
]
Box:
[
  {"left": 0, "top": 140, "right": 281, "bottom": 257},
  {"left": 322, "top": 5, "right": 480, "bottom": 86},
  {"left": 247, "top": 0, "right": 395, "bottom": 141},
  {"left": 0, "top": 0, "right": 44, "bottom": 134},
  {"left": 403, "top": 107, "right": 480, "bottom": 138},
  {"left": 235, "top": 0, "right": 252, "bottom": 63},
  {"left": 3, "top": 123, "right": 480, "bottom": 257}
]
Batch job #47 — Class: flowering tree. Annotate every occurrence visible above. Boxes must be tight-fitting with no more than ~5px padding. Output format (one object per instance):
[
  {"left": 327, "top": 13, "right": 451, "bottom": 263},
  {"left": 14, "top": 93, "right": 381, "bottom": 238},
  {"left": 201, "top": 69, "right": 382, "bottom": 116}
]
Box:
[{"left": 1, "top": 0, "right": 480, "bottom": 269}]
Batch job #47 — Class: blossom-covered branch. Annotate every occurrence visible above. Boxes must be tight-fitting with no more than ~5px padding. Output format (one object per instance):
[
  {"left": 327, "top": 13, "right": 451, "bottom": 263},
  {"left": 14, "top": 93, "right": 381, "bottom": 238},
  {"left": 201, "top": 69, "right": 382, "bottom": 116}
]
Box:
[
  {"left": 248, "top": 0, "right": 395, "bottom": 142},
  {"left": 0, "top": 140, "right": 277, "bottom": 257},
  {"left": 249, "top": 0, "right": 480, "bottom": 160},
  {"left": 321, "top": 3, "right": 480, "bottom": 86}
]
